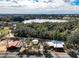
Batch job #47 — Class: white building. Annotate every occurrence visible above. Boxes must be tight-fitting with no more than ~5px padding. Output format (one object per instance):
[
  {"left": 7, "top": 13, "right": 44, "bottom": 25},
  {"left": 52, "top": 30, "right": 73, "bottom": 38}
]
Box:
[{"left": 46, "top": 40, "right": 64, "bottom": 48}]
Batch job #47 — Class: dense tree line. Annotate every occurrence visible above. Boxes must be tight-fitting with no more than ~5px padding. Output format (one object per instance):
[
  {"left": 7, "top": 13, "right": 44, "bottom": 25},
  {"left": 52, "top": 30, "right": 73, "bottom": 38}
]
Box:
[
  {"left": 66, "top": 28, "right": 79, "bottom": 48},
  {"left": 0, "top": 14, "right": 79, "bottom": 22},
  {"left": 14, "top": 20, "right": 79, "bottom": 42}
]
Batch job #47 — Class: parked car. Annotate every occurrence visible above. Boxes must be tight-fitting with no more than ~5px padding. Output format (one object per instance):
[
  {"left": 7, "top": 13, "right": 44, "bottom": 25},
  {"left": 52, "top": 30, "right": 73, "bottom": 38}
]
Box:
[{"left": 67, "top": 49, "right": 78, "bottom": 58}]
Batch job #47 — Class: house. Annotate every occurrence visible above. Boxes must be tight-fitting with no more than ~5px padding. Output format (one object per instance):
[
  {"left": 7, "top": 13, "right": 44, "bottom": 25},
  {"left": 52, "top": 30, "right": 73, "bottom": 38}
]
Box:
[
  {"left": 46, "top": 40, "right": 64, "bottom": 51},
  {"left": 7, "top": 37, "right": 23, "bottom": 51}
]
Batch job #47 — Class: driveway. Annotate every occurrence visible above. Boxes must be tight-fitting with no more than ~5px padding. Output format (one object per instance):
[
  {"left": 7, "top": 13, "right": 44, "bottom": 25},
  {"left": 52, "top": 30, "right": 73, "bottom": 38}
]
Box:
[{"left": 51, "top": 51, "right": 71, "bottom": 58}]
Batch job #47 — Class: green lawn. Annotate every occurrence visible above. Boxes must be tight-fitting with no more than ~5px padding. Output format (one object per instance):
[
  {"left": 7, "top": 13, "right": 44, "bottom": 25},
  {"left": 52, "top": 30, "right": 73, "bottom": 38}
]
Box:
[{"left": 0, "top": 27, "right": 11, "bottom": 38}]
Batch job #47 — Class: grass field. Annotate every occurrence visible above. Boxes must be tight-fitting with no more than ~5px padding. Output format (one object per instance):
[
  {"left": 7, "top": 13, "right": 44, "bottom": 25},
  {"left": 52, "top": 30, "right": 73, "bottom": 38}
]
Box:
[{"left": 0, "top": 27, "right": 11, "bottom": 38}]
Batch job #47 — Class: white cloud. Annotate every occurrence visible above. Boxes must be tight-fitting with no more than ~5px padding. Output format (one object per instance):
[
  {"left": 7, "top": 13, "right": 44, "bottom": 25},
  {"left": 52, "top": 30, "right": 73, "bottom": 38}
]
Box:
[
  {"left": 0, "top": 0, "right": 79, "bottom": 14},
  {"left": 0, "top": 0, "right": 67, "bottom": 8}
]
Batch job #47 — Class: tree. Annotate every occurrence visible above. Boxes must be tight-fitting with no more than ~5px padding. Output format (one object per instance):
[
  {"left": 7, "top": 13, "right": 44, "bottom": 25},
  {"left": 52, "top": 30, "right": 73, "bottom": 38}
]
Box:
[
  {"left": 67, "top": 28, "right": 79, "bottom": 49},
  {"left": 11, "top": 16, "right": 24, "bottom": 22}
]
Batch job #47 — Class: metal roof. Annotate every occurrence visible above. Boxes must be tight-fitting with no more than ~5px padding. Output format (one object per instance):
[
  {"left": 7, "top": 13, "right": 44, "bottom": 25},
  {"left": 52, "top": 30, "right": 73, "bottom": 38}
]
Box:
[{"left": 46, "top": 40, "right": 64, "bottom": 48}]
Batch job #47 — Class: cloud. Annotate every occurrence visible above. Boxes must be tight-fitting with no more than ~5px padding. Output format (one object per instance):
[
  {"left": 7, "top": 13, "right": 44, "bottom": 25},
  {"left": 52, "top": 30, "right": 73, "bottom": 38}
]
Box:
[
  {"left": 0, "top": 0, "right": 65, "bottom": 8},
  {"left": 0, "top": 0, "right": 79, "bottom": 14}
]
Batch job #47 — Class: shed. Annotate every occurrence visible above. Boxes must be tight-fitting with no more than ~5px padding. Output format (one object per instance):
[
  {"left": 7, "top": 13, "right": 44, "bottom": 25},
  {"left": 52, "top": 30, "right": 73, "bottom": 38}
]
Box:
[{"left": 32, "top": 39, "right": 39, "bottom": 45}]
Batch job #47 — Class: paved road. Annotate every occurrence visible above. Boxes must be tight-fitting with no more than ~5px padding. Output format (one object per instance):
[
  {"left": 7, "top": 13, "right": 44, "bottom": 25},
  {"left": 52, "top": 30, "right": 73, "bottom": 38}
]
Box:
[
  {"left": 0, "top": 51, "right": 79, "bottom": 58},
  {"left": 0, "top": 52, "right": 45, "bottom": 58},
  {"left": 50, "top": 50, "right": 72, "bottom": 58}
]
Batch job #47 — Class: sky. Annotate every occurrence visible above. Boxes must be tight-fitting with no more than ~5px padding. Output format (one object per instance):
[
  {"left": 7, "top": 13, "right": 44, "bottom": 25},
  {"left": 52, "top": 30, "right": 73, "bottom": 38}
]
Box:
[{"left": 0, "top": 0, "right": 79, "bottom": 14}]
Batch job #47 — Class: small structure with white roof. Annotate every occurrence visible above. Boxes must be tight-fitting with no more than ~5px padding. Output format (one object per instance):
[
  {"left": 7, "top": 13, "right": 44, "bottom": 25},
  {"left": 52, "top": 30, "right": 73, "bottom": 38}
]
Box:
[{"left": 32, "top": 39, "right": 39, "bottom": 45}]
